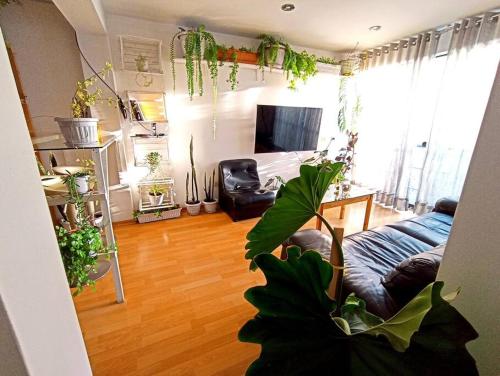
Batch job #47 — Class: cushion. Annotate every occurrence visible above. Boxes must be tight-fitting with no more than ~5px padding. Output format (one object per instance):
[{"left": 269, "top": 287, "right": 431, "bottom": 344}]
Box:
[
  {"left": 387, "top": 212, "right": 452, "bottom": 246},
  {"left": 382, "top": 243, "right": 446, "bottom": 302}
]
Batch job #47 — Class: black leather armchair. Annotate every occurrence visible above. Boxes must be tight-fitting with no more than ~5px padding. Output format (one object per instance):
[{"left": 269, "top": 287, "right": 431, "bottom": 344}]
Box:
[{"left": 218, "top": 159, "right": 275, "bottom": 221}]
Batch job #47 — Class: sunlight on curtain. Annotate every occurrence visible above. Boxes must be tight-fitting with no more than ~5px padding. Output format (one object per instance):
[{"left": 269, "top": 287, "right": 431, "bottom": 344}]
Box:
[{"left": 355, "top": 12, "right": 500, "bottom": 213}]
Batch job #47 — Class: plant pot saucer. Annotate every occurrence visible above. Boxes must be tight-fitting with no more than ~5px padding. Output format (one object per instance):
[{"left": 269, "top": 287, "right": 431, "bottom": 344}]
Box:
[{"left": 69, "top": 259, "right": 111, "bottom": 288}]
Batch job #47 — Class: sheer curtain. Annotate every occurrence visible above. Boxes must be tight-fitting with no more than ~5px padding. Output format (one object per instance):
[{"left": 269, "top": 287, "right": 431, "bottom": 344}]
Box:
[{"left": 355, "top": 12, "right": 500, "bottom": 213}]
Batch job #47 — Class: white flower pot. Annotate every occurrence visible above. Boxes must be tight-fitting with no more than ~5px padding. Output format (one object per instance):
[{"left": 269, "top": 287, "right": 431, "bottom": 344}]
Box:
[
  {"left": 203, "top": 200, "right": 217, "bottom": 214},
  {"left": 55, "top": 117, "right": 99, "bottom": 146},
  {"left": 185, "top": 201, "right": 201, "bottom": 216},
  {"left": 148, "top": 193, "right": 164, "bottom": 207},
  {"left": 265, "top": 47, "right": 285, "bottom": 69},
  {"left": 75, "top": 176, "right": 89, "bottom": 194}
]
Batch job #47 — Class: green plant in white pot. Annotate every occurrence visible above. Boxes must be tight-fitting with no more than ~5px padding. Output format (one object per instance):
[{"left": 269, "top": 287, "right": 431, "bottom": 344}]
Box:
[
  {"left": 203, "top": 169, "right": 217, "bottom": 213},
  {"left": 55, "top": 62, "right": 114, "bottom": 146},
  {"left": 185, "top": 136, "right": 201, "bottom": 215},
  {"left": 148, "top": 184, "right": 164, "bottom": 207}
]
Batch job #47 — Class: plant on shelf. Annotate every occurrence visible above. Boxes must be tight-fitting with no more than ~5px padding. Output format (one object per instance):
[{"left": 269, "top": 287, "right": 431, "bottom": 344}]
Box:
[
  {"left": 185, "top": 136, "right": 201, "bottom": 215},
  {"left": 170, "top": 25, "right": 220, "bottom": 138},
  {"left": 63, "top": 170, "right": 91, "bottom": 194},
  {"left": 148, "top": 184, "right": 165, "bottom": 207},
  {"left": 257, "top": 34, "right": 284, "bottom": 70},
  {"left": 203, "top": 168, "right": 217, "bottom": 213},
  {"left": 227, "top": 51, "right": 239, "bottom": 90},
  {"left": 217, "top": 45, "right": 258, "bottom": 65},
  {"left": 57, "top": 172, "right": 114, "bottom": 295},
  {"left": 282, "top": 47, "right": 318, "bottom": 90},
  {"left": 170, "top": 25, "right": 218, "bottom": 100},
  {"left": 145, "top": 151, "right": 162, "bottom": 175},
  {"left": 55, "top": 62, "right": 115, "bottom": 146},
  {"left": 240, "top": 162, "right": 478, "bottom": 375},
  {"left": 316, "top": 56, "right": 340, "bottom": 65},
  {"left": 257, "top": 34, "right": 318, "bottom": 89}
]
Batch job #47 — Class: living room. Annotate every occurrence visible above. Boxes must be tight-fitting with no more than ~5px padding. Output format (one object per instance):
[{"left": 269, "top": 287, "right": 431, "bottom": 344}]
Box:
[{"left": 1, "top": 0, "right": 499, "bottom": 375}]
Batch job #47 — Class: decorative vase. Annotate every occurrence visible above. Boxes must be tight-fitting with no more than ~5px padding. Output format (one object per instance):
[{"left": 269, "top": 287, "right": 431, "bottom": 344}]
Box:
[
  {"left": 75, "top": 176, "right": 89, "bottom": 194},
  {"left": 148, "top": 193, "right": 164, "bottom": 207},
  {"left": 55, "top": 117, "right": 99, "bottom": 146},
  {"left": 203, "top": 200, "right": 217, "bottom": 214},
  {"left": 185, "top": 201, "right": 201, "bottom": 216}
]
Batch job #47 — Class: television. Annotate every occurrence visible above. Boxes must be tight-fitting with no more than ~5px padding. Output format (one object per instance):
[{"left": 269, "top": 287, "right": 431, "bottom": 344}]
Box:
[{"left": 254, "top": 105, "right": 322, "bottom": 153}]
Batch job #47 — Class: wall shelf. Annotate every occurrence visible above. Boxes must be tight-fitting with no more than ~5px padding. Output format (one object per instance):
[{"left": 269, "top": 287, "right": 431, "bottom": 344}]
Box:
[
  {"left": 120, "top": 35, "right": 163, "bottom": 74},
  {"left": 173, "top": 58, "right": 341, "bottom": 75}
]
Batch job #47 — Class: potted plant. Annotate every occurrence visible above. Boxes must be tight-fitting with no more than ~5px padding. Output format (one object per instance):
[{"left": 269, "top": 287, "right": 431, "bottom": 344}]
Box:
[
  {"left": 282, "top": 47, "right": 318, "bottom": 90},
  {"left": 185, "top": 136, "right": 201, "bottom": 215},
  {"left": 263, "top": 175, "right": 285, "bottom": 191},
  {"left": 240, "top": 162, "right": 479, "bottom": 374},
  {"left": 145, "top": 151, "right": 162, "bottom": 175},
  {"left": 170, "top": 25, "right": 218, "bottom": 100},
  {"left": 257, "top": 34, "right": 286, "bottom": 70},
  {"left": 217, "top": 45, "right": 258, "bottom": 65},
  {"left": 57, "top": 171, "right": 115, "bottom": 295},
  {"left": 55, "top": 62, "right": 115, "bottom": 146},
  {"left": 202, "top": 169, "right": 217, "bottom": 213},
  {"left": 148, "top": 184, "right": 164, "bottom": 206},
  {"left": 63, "top": 170, "right": 90, "bottom": 194}
]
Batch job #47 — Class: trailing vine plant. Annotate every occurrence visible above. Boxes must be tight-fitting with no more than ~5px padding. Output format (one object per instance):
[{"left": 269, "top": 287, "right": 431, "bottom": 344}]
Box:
[
  {"left": 227, "top": 51, "right": 239, "bottom": 90},
  {"left": 170, "top": 25, "right": 220, "bottom": 138},
  {"left": 56, "top": 172, "right": 115, "bottom": 295},
  {"left": 257, "top": 34, "right": 318, "bottom": 90}
]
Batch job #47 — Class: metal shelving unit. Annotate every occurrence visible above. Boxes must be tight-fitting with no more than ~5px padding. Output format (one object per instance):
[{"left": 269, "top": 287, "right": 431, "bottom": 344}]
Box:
[{"left": 33, "top": 135, "right": 125, "bottom": 303}]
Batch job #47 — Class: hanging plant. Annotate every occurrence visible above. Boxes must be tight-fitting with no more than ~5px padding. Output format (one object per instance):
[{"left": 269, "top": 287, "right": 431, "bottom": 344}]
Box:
[
  {"left": 257, "top": 34, "right": 284, "bottom": 70},
  {"left": 227, "top": 51, "right": 239, "bottom": 90},
  {"left": 282, "top": 46, "right": 318, "bottom": 90}
]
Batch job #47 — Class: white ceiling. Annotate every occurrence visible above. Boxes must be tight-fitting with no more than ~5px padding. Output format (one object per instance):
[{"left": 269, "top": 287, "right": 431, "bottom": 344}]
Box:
[{"left": 102, "top": 0, "right": 500, "bottom": 51}]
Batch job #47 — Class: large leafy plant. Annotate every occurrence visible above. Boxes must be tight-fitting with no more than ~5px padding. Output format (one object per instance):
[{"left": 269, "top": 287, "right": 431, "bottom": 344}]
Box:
[
  {"left": 282, "top": 47, "right": 318, "bottom": 90},
  {"left": 57, "top": 172, "right": 114, "bottom": 295},
  {"left": 71, "top": 62, "right": 114, "bottom": 118},
  {"left": 241, "top": 162, "right": 478, "bottom": 374}
]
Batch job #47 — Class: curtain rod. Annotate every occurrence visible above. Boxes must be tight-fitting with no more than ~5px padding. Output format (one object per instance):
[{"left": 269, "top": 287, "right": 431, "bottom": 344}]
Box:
[{"left": 363, "top": 9, "right": 499, "bottom": 55}]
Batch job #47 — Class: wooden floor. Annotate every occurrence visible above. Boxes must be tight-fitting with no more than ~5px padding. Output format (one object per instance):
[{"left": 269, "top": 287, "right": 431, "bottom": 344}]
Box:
[{"left": 74, "top": 202, "right": 412, "bottom": 375}]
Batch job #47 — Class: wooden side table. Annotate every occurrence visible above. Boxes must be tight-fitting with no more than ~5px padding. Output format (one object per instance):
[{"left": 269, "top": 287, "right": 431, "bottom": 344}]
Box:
[{"left": 316, "top": 186, "right": 375, "bottom": 232}]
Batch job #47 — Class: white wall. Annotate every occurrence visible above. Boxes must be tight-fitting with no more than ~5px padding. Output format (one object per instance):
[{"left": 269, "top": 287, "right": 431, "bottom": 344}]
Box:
[
  {"left": 437, "top": 64, "right": 500, "bottom": 375},
  {"left": 0, "top": 27, "right": 91, "bottom": 375},
  {"left": 106, "top": 15, "right": 344, "bottom": 210}
]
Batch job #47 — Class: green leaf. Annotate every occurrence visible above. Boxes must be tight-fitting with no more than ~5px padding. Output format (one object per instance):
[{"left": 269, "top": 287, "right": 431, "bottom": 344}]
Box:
[
  {"left": 239, "top": 250, "right": 478, "bottom": 375},
  {"left": 245, "top": 162, "right": 343, "bottom": 270}
]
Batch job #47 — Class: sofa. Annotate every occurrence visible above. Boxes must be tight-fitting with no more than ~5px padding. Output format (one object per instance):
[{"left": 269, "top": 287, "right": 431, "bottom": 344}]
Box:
[
  {"left": 218, "top": 159, "right": 276, "bottom": 221},
  {"left": 284, "top": 198, "right": 457, "bottom": 319}
]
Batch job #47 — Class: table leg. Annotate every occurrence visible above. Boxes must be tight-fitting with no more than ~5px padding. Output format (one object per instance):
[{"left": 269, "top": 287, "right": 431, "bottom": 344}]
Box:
[
  {"left": 339, "top": 205, "right": 345, "bottom": 219},
  {"left": 363, "top": 194, "right": 374, "bottom": 231},
  {"left": 316, "top": 204, "right": 324, "bottom": 230}
]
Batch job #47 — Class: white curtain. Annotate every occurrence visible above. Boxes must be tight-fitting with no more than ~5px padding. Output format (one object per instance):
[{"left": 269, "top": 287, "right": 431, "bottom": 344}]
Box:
[{"left": 355, "top": 12, "right": 500, "bottom": 213}]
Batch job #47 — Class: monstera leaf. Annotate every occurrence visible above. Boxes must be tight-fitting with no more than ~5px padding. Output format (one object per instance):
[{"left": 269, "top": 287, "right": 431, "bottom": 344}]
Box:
[
  {"left": 239, "top": 248, "right": 478, "bottom": 376},
  {"left": 245, "top": 162, "right": 343, "bottom": 269}
]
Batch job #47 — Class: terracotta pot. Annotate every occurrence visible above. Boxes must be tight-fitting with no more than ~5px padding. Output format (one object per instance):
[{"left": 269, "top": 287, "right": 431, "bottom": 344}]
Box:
[{"left": 217, "top": 48, "right": 259, "bottom": 65}]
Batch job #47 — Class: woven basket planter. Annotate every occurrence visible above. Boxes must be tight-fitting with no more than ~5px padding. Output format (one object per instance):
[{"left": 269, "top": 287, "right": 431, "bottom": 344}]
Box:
[{"left": 136, "top": 207, "right": 182, "bottom": 223}]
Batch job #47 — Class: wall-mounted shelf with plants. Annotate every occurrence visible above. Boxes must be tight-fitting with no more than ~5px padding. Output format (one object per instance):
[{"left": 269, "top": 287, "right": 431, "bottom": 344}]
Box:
[{"left": 120, "top": 35, "right": 163, "bottom": 74}]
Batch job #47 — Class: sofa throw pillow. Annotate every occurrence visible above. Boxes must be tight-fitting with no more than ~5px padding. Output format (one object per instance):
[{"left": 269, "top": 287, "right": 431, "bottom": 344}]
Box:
[{"left": 382, "top": 244, "right": 446, "bottom": 300}]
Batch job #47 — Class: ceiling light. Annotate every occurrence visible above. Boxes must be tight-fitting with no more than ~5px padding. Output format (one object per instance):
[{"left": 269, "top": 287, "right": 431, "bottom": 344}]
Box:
[
  {"left": 281, "top": 3, "right": 295, "bottom": 11},
  {"left": 369, "top": 25, "right": 382, "bottom": 31}
]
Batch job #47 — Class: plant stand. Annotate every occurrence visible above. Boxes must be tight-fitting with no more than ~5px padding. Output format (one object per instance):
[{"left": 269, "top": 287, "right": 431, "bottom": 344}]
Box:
[{"left": 33, "top": 135, "right": 126, "bottom": 303}]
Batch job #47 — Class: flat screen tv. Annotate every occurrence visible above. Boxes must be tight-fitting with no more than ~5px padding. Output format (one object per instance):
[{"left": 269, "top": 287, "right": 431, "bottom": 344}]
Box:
[{"left": 254, "top": 104, "right": 322, "bottom": 153}]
